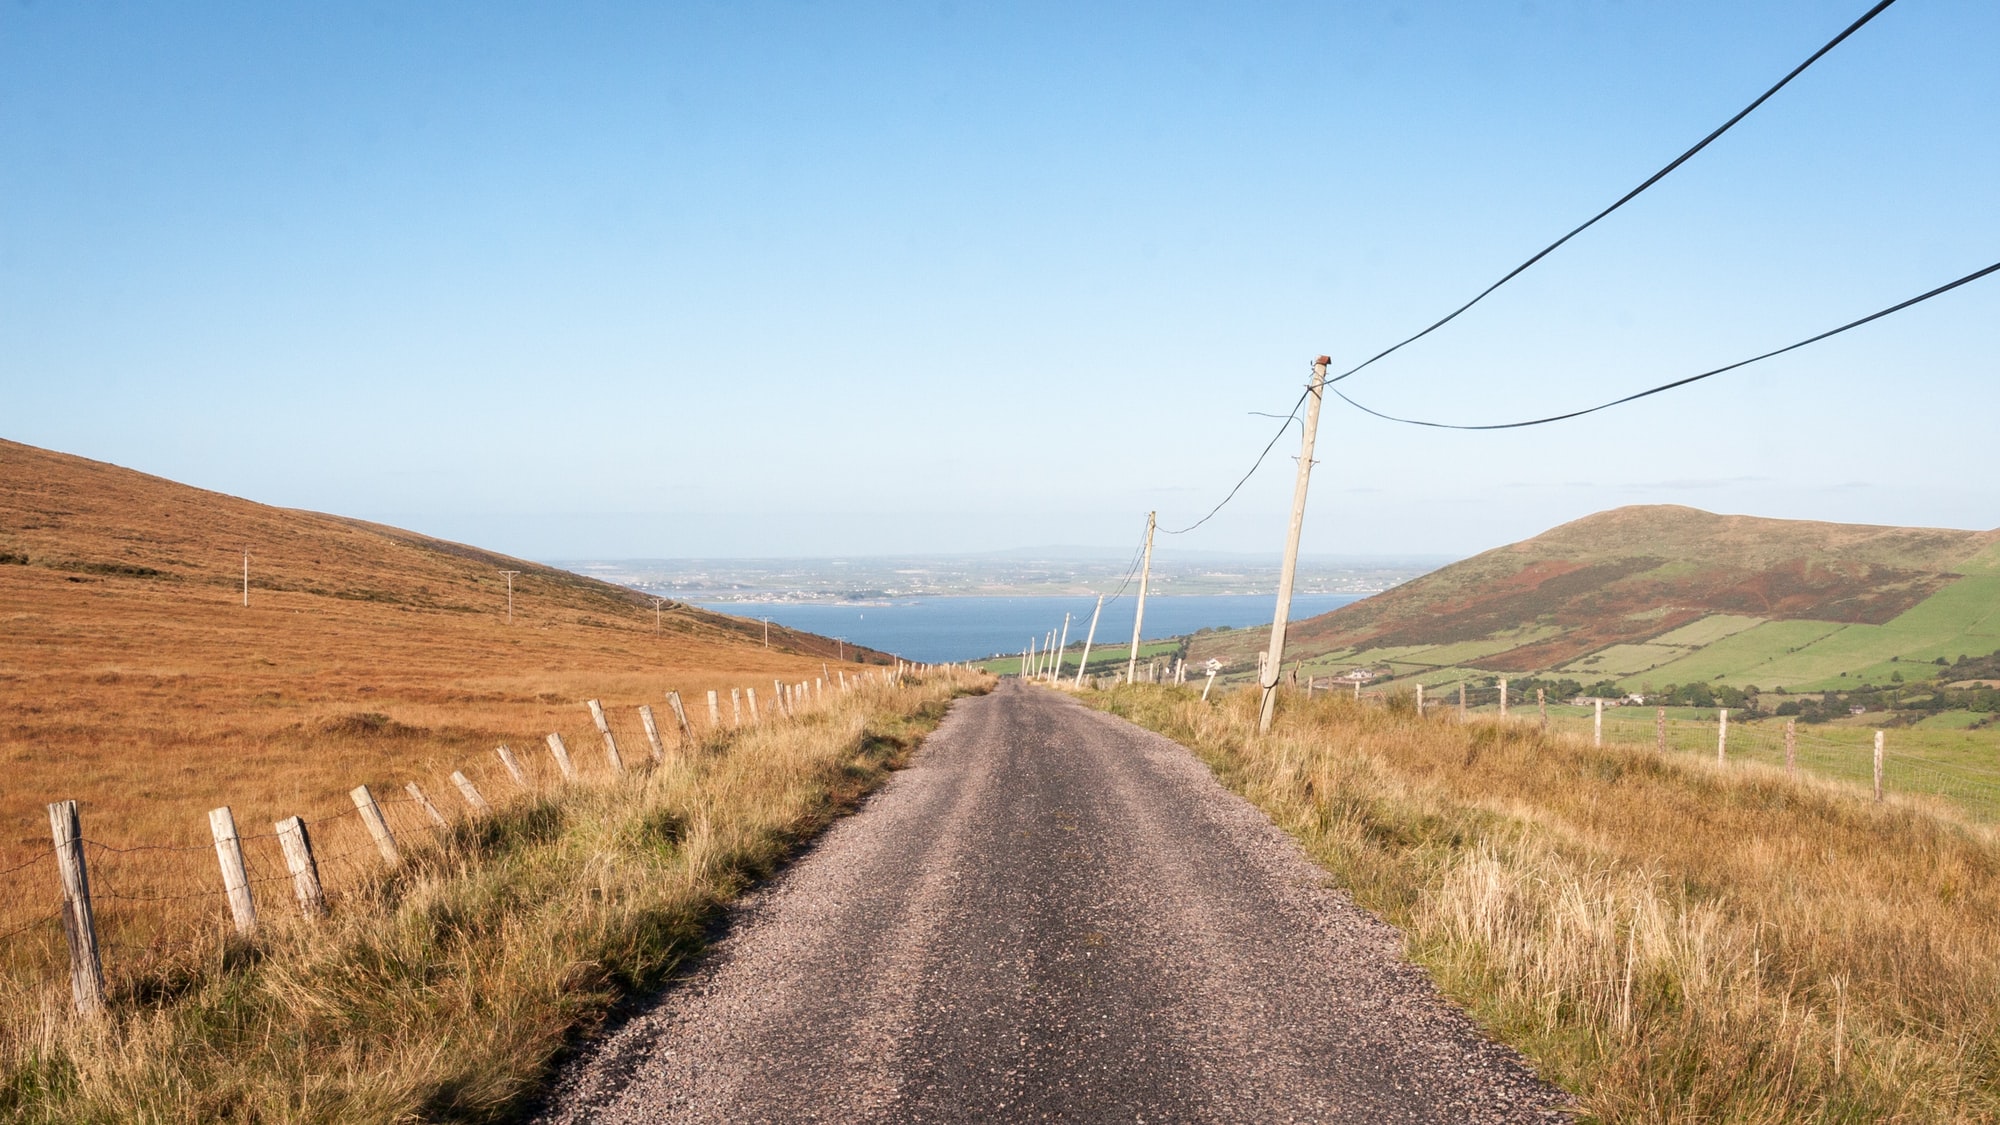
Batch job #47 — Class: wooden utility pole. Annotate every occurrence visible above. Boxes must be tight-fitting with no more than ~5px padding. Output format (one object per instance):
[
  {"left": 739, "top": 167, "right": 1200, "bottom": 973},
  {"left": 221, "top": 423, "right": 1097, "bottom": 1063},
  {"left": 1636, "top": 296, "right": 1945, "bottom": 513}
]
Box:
[
  {"left": 1051, "top": 613, "right": 1071, "bottom": 684},
  {"left": 1074, "top": 594, "right": 1104, "bottom": 686},
  {"left": 1258, "top": 359, "right": 1329, "bottom": 734},
  {"left": 1127, "top": 512, "right": 1157, "bottom": 685},
  {"left": 653, "top": 598, "right": 665, "bottom": 633},
  {"left": 499, "top": 571, "right": 520, "bottom": 623},
  {"left": 242, "top": 549, "right": 250, "bottom": 607}
]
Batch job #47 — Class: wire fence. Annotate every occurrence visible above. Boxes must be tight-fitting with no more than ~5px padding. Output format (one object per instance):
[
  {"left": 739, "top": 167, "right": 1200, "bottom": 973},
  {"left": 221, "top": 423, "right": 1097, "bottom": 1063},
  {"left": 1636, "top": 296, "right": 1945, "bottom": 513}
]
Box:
[{"left": 0, "top": 663, "right": 933, "bottom": 1014}]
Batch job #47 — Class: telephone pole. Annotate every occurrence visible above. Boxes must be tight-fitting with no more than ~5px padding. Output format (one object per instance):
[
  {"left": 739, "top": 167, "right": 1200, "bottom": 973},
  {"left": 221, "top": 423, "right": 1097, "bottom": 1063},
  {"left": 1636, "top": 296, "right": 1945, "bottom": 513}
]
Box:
[
  {"left": 1126, "top": 511, "right": 1156, "bottom": 684},
  {"left": 499, "top": 570, "right": 520, "bottom": 623},
  {"left": 1050, "top": 612, "right": 1071, "bottom": 684},
  {"left": 652, "top": 598, "right": 666, "bottom": 633},
  {"left": 1074, "top": 594, "right": 1104, "bottom": 686},
  {"left": 242, "top": 549, "right": 250, "bottom": 607},
  {"left": 1259, "top": 357, "right": 1330, "bottom": 734}
]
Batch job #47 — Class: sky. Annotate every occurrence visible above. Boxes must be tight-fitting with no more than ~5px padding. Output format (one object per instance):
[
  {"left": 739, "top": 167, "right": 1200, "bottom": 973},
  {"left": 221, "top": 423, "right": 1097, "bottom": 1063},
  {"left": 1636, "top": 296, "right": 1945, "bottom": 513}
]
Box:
[{"left": 3, "top": 1, "right": 1994, "bottom": 562}]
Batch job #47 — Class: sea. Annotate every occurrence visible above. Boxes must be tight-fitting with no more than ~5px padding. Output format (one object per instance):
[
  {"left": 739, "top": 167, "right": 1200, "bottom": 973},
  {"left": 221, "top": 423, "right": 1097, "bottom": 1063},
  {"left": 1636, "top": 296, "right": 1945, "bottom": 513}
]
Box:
[{"left": 689, "top": 593, "right": 1365, "bottom": 664}]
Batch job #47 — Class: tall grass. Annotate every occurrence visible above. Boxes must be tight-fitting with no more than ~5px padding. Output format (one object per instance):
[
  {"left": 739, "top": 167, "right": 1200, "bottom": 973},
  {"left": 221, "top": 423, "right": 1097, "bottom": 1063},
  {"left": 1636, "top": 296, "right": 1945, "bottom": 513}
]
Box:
[
  {"left": 1, "top": 670, "right": 985, "bottom": 1123},
  {"left": 1092, "top": 684, "right": 2000, "bottom": 1123}
]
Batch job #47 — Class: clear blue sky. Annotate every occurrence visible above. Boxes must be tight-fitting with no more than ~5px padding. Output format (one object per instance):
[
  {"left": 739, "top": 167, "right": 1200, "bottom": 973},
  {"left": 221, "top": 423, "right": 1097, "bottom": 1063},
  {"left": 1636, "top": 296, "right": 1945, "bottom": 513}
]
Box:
[{"left": 3, "top": 1, "right": 1994, "bottom": 560}]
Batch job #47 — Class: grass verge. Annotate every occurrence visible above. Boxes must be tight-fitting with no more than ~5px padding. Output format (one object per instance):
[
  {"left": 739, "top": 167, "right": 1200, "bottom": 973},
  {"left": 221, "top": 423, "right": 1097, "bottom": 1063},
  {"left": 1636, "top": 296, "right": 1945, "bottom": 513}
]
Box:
[
  {"left": 1087, "top": 683, "right": 2000, "bottom": 1123},
  {"left": 2, "top": 670, "right": 987, "bottom": 1123}
]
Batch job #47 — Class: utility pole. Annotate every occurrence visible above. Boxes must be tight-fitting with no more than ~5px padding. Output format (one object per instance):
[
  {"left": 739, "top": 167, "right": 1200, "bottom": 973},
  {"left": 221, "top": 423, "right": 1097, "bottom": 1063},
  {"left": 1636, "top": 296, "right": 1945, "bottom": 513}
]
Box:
[
  {"left": 1258, "top": 357, "right": 1330, "bottom": 734},
  {"left": 499, "top": 571, "right": 520, "bottom": 623},
  {"left": 836, "top": 637, "right": 845, "bottom": 661},
  {"left": 652, "top": 598, "right": 665, "bottom": 633},
  {"left": 242, "top": 549, "right": 250, "bottom": 607},
  {"left": 763, "top": 617, "right": 770, "bottom": 647},
  {"left": 1126, "top": 511, "right": 1156, "bottom": 684},
  {"left": 1051, "top": 612, "right": 1071, "bottom": 684},
  {"left": 1074, "top": 594, "right": 1104, "bottom": 687}
]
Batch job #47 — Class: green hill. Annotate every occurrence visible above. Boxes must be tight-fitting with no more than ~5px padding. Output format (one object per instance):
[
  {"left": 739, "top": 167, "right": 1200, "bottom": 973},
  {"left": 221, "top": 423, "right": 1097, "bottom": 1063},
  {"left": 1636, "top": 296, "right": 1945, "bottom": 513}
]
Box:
[{"left": 1188, "top": 505, "right": 2000, "bottom": 694}]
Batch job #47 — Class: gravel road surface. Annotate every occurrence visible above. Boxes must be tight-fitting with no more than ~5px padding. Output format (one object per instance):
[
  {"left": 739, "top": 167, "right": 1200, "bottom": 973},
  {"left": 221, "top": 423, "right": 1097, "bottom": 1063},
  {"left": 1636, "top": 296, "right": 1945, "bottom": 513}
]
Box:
[{"left": 537, "top": 680, "right": 1569, "bottom": 1123}]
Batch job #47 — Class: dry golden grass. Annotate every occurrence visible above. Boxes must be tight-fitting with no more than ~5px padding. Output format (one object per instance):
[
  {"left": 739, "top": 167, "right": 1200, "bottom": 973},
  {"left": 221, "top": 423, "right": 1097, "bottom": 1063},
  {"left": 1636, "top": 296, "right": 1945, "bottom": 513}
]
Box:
[
  {"left": 1091, "top": 683, "right": 2000, "bottom": 1123},
  {"left": 0, "top": 438, "right": 896, "bottom": 959},
  {"left": 2, "top": 666, "right": 986, "bottom": 1122}
]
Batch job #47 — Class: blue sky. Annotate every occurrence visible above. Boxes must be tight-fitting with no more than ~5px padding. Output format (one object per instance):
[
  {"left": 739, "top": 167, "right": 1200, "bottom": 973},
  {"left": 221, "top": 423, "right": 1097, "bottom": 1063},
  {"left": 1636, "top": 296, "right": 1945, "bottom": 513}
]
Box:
[{"left": 3, "top": 1, "right": 1994, "bottom": 560}]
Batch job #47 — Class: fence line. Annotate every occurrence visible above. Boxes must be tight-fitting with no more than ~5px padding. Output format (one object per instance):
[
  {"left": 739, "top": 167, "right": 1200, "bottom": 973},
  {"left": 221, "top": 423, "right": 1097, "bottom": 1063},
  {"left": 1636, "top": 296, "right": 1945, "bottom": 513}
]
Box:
[{"left": 0, "top": 662, "right": 942, "bottom": 1018}]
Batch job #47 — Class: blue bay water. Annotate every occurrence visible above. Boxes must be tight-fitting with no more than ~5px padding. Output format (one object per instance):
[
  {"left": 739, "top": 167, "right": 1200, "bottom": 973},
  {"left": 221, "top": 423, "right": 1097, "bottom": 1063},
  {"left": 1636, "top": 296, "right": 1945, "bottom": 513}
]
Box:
[{"left": 692, "top": 593, "right": 1365, "bottom": 664}]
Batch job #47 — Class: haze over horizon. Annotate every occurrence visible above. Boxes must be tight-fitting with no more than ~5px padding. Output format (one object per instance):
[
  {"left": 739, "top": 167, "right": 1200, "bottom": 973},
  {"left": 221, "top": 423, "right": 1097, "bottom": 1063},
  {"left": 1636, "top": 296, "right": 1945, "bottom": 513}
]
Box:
[{"left": 4, "top": 2, "right": 1994, "bottom": 561}]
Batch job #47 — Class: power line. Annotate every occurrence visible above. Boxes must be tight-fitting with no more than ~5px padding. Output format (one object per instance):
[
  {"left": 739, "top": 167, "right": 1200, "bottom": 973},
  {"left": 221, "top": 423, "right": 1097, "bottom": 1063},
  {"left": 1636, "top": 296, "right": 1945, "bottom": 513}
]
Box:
[
  {"left": 1331, "top": 259, "right": 2000, "bottom": 431},
  {"left": 1157, "top": 384, "right": 1312, "bottom": 536},
  {"left": 1330, "top": 0, "right": 1900, "bottom": 387}
]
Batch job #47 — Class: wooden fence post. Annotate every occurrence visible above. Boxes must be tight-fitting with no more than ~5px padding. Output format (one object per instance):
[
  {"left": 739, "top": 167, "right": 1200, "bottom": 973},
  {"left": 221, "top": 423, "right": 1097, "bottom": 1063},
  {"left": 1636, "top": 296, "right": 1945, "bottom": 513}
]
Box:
[
  {"left": 545, "top": 733, "right": 577, "bottom": 781},
  {"left": 1874, "top": 731, "right": 1884, "bottom": 802},
  {"left": 1785, "top": 719, "right": 1797, "bottom": 777},
  {"left": 1717, "top": 708, "right": 1729, "bottom": 765},
  {"left": 1594, "top": 699, "right": 1604, "bottom": 747},
  {"left": 351, "top": 785, "right": 400, "bottom": 865},
  {"left": 774, "top": 680, "right": 789, "bottom": 718},
  {"left": 1414, "top": 682, "right": 1422, "bottom": 714},
  {"left": 451, "top": 771, "right": 490, "bottom": 814},
  {"left": 1538, "top": 687, "right": 1547, "bottom": 731},
  {"left": 1656, "top": 707, "right": 1666, "bottom": 754},
  {"left": 667, "top": 691, "right": 694, "bottom": 741},
  {"left": 587, "top": 699, "right": 626, "bottom": 774},
  {"left": 731, "top": 689, "right": 743, "bottom": 727},
  {"left": 747, "top": 687, "right": 761, "bottom": 724},
  {"left": 46, "top": 800, "right": 106, "bottom": 1017},
  {"left": 275, "top": 816, "right": 325, "bottom": 918},
  {"left": 1499, "top": 678, "right": 1508, "bottom": 717},
  {"left": 406, "top": 782, "right": 448, "bottom": 828},
  {"left": 638, "top": 705, "right": 666, "bottom": 762},
  {"left": 496, "top": 745, "right": 530, "bottom": 790},
  {"left": 706, "top": 690, "right": 721, "bottom": 728},
  {"left": 1458, "top": 682, "right": 1466, "bottom": 719},
  {"left": 208, "top": 805, "right": 257, "bottom": 936}
]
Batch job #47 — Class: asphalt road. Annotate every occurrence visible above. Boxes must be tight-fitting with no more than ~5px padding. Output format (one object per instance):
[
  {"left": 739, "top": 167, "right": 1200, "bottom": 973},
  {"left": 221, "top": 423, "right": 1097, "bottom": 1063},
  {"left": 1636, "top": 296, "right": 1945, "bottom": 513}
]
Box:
[{"left": 537, "top": 680, "right": 1568, "bottom": 1123}]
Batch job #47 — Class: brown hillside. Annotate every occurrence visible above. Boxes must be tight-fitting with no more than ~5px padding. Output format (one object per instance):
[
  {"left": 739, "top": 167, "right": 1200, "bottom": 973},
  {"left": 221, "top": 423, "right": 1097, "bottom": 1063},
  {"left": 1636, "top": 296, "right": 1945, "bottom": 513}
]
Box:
[
  {"left": 1198, "top": 506, "right": 2000, "bottom": 674},
  {"left": 0, "top": 438, "right": 889, "bottom": 870}
]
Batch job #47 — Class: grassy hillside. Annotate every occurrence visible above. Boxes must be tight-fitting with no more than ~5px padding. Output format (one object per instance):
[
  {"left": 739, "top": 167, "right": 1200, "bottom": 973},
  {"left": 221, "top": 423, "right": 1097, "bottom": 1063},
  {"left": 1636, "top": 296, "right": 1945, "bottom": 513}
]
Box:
[
  {"left": 0, "top": 437, "right": 892, "bottom": 876},
  {"left": 1188, "top": 505, "right": 2000, "bottom": 695}
]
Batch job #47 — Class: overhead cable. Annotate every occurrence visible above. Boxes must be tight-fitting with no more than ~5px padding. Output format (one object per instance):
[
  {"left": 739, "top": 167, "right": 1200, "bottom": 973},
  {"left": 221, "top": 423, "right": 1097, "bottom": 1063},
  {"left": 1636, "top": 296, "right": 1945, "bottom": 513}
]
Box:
[
  {"left": 1157, "top": 386, "right": 1312, "bottom": 536},
  {"left": 1331, "top": 259, "right": 2000, "bottom": 430},
  {"left": 1330, "top": 0, "right": 1900, "bottom": 386}
]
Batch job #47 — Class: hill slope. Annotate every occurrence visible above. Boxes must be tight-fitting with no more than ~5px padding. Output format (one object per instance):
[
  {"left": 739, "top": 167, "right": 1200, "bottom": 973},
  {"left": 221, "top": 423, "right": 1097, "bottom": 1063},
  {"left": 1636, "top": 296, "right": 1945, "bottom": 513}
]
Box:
[
  {"left": 0, "top": 438, "right": 887, "bottom": 863},
  {"left": 1188, "top": 505, "right": 2000, "bottom": 692}
]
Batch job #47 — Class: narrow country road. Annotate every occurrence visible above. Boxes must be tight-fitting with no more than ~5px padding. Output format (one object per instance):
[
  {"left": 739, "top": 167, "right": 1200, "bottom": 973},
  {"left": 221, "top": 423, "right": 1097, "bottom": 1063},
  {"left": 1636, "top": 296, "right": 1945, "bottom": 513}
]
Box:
[{"left": 537, "top": 681, "right": 1568, "bottom": 1123}]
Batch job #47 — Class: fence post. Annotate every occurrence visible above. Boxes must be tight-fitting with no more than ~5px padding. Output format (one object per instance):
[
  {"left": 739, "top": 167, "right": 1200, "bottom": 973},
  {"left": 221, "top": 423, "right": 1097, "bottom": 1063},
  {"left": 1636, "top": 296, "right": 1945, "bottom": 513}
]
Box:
[
  {"left": 1594, "top": 699, "right": 1604, "bottom": 747},
  {"left": 545, "top": 733, "right": 577, "bottom": 780},
  {"left": 1499, "top": 678, "right": 1508, "bottom": 718},
  {"left": 1656, "top": 707, "right": 1666, "bottom": 754},
  {"left": 406, "top": 782, "right": 448, "bottom": 828},
  {"left": 46, "top": 800, "right": 106, "bottom": 1017},
  {"left": 667, "top": 691, "right": 694, "bottom": 741},
  {"left": 774, "top": 680, "right": 789, "bottom": 719},
  {"left": 747, "top": 687, "right": 761, "bottom": 724},
  {"left": 731, "top": 689, "right": 743, "bottom": 727},
  {"left": 451, "top": 771, "right": 490, "bottom": 814},
  {"left": 275, "top": 816, "right": 325, "bottom": 918},
  {"left": 1538, "top": 687, "right": 1547, "bottom": 731},
  {"left": 351, "top": 785, "right": 400, "bottom": 865},
  {"left": 208, "top": 805, "right": 257, "bottom": 936},
  {"left": 1414, "top": 682, "right": 1423, "bottom": 715},
  {"left": 1717, "top": 708, "right": 1729, "bottom": 765},
  {"left": 1785, "top": 719, "right": 1797, "bottom": 777},
  {"left": 587, "top": 700, "right": 626, "bottom": 774},
  {"left": 1874, "top": 731, "right": 1884, "bottom": 802},
  {"left": 638, "top": 705, "right": 666, "bottom": 762},
  {"left": 706, "top": 690, "right": 721, "bottom": 729},
  {"left": 496, "top": 745, "right": 530, "bottom": 790}
]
